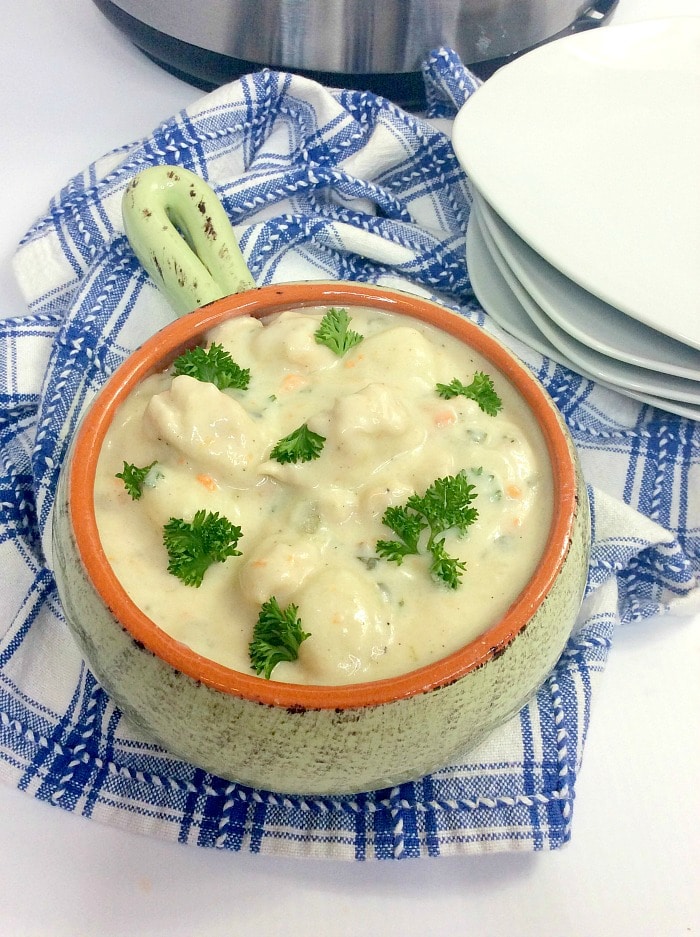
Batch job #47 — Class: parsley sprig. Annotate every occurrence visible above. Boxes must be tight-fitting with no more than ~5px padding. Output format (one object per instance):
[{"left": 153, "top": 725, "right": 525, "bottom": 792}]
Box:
[
  {"left": 270, "top": 423, "right": 326, "bottom": 464},
  {"left": 163, "top": 509, "right": 243, "bottom": 587},
  {"left": 249, "top": 596, "right": 311, "bottom": 679},
  {"left": 376, "top": 474, "right": 478, "bottom": 589},
  {"left": 314, "top": 307, "right": 364, "bottom": 356},
  {"left": 436, "top": 372, "right": 502, "bottom": 416},
  {"left": 172, "top": 342, "right": 250, "bottom": 391},
  {"left": 115, "top": 460, "right": 157, "bottom": 500}
]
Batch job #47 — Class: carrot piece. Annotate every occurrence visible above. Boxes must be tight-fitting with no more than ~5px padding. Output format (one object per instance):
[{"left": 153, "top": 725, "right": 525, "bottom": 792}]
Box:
[
  {"left": 505, "top": 483, "right": 523, "bottom": 500},
  {"left": 344, "top": 353, "right": 364, "bottom": 369},
  {"left": 280, "top": 372, "right": 308, "bottom": 392},
  {"left": 433, "top": 409, "right": 457, "bottom": 428},
  {"left": 196, "top": 473, "right": 218, "bottom": 492}
]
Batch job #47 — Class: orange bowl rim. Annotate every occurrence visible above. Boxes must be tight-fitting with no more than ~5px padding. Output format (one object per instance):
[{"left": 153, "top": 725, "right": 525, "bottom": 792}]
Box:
[{"left": 68, "top": 281, "right": 578, "bottom": 710}]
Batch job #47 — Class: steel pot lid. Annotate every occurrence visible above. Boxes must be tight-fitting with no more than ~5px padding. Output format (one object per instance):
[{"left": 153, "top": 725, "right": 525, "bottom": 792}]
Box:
[{"left": 97, "top": 0, "right": 615, "bottom": 75}]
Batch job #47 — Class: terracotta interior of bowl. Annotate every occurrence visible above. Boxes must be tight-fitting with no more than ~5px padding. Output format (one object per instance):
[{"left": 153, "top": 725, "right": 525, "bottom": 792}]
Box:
[{"left": 69, "top": 281, "right": 578, "bottom": 709}]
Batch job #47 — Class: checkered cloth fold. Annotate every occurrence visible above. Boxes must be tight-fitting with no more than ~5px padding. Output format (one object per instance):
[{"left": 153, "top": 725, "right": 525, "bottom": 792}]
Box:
[{"left": 1, "top": 51, "right": 698, "bottom": 859}]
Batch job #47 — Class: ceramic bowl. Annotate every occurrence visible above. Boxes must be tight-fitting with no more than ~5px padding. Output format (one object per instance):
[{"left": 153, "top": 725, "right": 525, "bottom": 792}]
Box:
[{"left": 52, "top": 280, "right": 590, "bottom": 796}]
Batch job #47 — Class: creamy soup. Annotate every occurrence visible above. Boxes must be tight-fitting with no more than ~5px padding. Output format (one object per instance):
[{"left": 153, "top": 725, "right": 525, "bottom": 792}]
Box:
[{"left": 94, "top": 306, "right": 553, "bottom": 684}]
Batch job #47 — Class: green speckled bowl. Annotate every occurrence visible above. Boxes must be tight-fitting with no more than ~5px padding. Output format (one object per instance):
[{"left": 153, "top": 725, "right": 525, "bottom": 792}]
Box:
[{"left": 53, "top": 280, "right": 590, "bottom": 795}]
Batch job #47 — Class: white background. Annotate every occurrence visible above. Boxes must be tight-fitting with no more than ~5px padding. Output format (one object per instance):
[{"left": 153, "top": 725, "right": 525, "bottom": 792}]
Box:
[{"left": 1, "top": 2, "right": 698, "bottom": 935}]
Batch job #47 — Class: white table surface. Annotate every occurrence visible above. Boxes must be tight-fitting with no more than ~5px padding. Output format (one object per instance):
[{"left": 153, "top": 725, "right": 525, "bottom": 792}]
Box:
[{"left": 1, "top": 2, "right": 698, "bottom": 935}]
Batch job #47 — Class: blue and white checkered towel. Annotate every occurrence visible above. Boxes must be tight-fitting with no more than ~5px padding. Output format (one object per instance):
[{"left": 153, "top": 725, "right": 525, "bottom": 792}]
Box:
[{"left": 1, "top": 51, "right": 698, "bottom": 860}]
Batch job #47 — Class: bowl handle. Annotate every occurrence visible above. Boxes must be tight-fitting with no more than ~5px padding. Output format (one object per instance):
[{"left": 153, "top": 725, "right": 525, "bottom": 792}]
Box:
[{"left": 122, "top": 165, "right": 256, "bottom": 316}]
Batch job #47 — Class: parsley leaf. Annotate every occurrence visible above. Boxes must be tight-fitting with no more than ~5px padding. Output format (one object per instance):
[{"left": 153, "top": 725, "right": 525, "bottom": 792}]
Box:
[
  {"left": 270, "top": 423, "right": 326, "bottom": 464},
  {"left": 436, "top": 372, "right": 502, "bottom": 416},
  {"left": 376, "top": 474, "right": 478, "bottom": 589},
  {"left": 314, "top": 307, "right": 364, "bottom": 356},
  {"left": 407, "top": 472, "right": 478, "bottom": 536},
  {"left": 249, "top": 596, "right": 311, "bottom": 679},
  {"left": 375, "top": 506, "right": 426, "bottom": 563},
  {"left": 172, "top": 342, "right": 250, "bottom": 391},
  {"left": 428, "top": 539, "right": 468, "bottom": 591},
  {"left": 163, "top": 509, "right": 242, "bottom": 587},
  {"left": 115, "top": 460, "right": 157, "bottom": 500}
]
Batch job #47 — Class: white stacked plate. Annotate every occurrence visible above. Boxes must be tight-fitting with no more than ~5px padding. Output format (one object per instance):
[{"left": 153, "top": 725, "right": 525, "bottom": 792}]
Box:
[{"left": 452, "top": 16, "right": 700, "bottom": 419}]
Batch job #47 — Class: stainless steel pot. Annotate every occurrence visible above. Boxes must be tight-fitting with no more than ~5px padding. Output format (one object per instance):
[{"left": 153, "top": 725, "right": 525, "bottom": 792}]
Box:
[{"left": 93, "top": 0, "right": 617, "bottom": 104}]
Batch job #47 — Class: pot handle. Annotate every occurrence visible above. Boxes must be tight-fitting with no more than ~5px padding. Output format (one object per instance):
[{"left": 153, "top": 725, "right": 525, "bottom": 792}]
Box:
[{"left": 122, "top": 165, "right": 256, "bottom": 316}]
